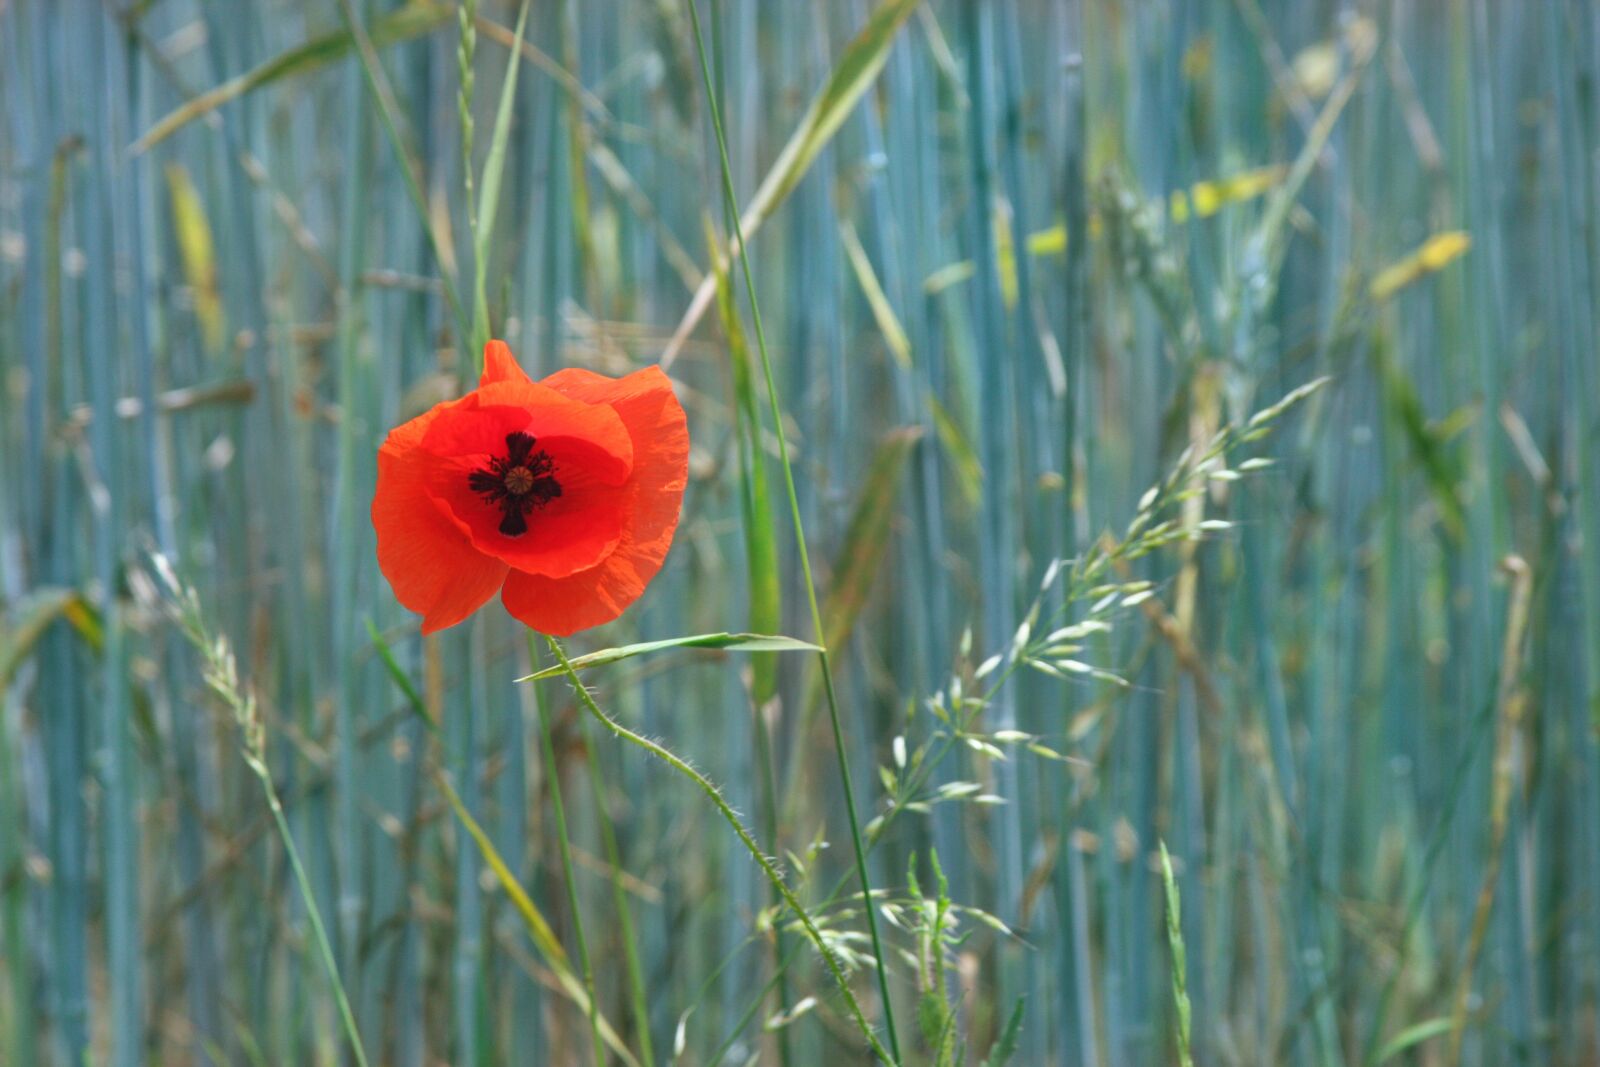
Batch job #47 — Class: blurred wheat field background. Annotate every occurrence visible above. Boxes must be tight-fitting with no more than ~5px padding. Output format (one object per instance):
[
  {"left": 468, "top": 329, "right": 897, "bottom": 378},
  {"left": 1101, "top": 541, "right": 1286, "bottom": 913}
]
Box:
[{"left": 3, "top": 0, "right": 1599, "bottom": 1064}]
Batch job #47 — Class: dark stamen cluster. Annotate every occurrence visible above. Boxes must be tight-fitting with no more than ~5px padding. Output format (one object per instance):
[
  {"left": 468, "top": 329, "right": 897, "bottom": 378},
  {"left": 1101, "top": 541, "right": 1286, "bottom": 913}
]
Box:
[{"left": 468, "top": 431, "right": 561, "bottom": 536}]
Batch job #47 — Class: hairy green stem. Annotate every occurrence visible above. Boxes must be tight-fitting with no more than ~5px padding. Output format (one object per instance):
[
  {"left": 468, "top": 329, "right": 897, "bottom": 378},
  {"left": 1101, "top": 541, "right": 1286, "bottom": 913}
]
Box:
[{"left": 544, "top": 636, "right": 891, "bottom": 1063}]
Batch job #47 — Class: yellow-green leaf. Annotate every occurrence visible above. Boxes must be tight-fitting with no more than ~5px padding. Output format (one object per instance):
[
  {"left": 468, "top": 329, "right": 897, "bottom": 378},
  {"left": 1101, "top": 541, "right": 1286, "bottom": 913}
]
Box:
[
  {"left": 841, "top": 221, "right": 911, "bottom": 368},
  {"left": 436, "top": 775, "right": 641, "bottom": 1067},
  {"left": 1168, "top": 165, "right": 1287, "bottom": 222},
  {"left": 1370, "top": 231, "right": 1472, "bottom": 302},
  {"left": 470, "top": 0, "right": 533, "bottom": 355},
  {"left": 165, "top": 164, "right": 224, "bottom": 353},
  {"left": 923, "top": 167, "right": 1285, "bottom": 295},
  {"left": 1374, "top": 1017, "right": 1454, "bottom": 1064},
  {"left": 1, "top": 588, "right": 90, "bottom": 689}
]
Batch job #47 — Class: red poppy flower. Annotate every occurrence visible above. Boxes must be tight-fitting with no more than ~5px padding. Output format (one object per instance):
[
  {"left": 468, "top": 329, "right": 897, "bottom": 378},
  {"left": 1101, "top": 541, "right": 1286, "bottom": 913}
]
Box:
[{"left": 372, "top": 340, "right": 689, "bottom": 636}]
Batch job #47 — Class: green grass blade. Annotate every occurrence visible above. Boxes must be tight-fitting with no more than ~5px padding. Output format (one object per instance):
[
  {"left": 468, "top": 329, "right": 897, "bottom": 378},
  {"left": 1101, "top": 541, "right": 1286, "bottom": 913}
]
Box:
[
  {"left": 1160, "top": 843, "right": 1194, "bottom": 1067},
  {"left": 661, "top": 0, "right": 922, "bottom": 366},
  {"left": 516, "top": 633, "right": 821, "bottom": 682},
  {"left": 470, "top": 0, "right": 531, "bottom": 354},
  {"left": 131, "top": 0, "right": 452, "bottom": 154},
  {"left": 437, "top": 772, "right": 643, "bottom": 1067}
]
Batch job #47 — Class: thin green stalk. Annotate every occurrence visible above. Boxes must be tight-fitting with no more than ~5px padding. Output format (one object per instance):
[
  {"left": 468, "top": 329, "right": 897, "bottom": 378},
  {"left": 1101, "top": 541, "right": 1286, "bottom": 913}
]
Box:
[
  {"left": 582, "top": 717, "right": 657, "bottom": 1067},
  {"left": 682, "top": 4, "right": 901, "bottom": 1059},
  {"left": 253, "top": 758, "right": 373, "bottom": 1067},
  {"left": 0, "top": 699, "right": 31, "bottom": 1067},
  {"left": 164, "top": 567, "right": 371, "bottom": 1067},
  {"left": 706, "top": 964, "right": 787, "bottom": 1067},
  {"left": 532, "top": 642, "right": 606, "bottom": 1067},
  {"left": 544, "top": 636, "right": 892, "bottom": 1064}
]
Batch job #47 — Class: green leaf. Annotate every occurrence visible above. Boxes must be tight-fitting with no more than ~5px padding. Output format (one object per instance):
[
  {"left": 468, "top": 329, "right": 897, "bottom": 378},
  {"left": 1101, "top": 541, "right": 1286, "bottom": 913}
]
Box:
[
  {"left": 661, "top": 0, "right": 921, "bottom": 365},
  {"left": 516, "top": 633, "right": 822, "bottom": 683},
  {"left": 1160, "top": 842, "right": 1194, "bottom": 1067},
  {"left": 740, "top": 0, "right": 919, "bottom": 227},
  {"left": 163, "top": 164, "right": 224, "bottom": 353},
  {"left": 841, "top": 220, "right": 911, "bottom": 368},
  {"left": 0, "top": 588, "right": 91, "bottom": 689},
  {"left": 1373, "top": 1017, "right": 1454, "bottom": 1063},
  {"left": 364, "top": 619, "right": 432, "bottom": 733},
  {"left": 1373, "top": 330, "right": 1465, "bottom": 540},
  {"left": 928, "top": 392, "right": 982, "bottom": 509},
  {"left": 132, "top": 1, "right": 452, "bottom": 155},
  {"left": 981, "top": 999, "right": 1026, "bottom": 1067}
]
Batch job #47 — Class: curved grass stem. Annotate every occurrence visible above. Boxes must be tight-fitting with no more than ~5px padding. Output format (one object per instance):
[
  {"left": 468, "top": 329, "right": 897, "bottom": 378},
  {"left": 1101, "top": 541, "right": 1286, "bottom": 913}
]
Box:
[
  {"left": 252, "top": 761, "right": 373, "bottom": 1067},
  {"left": 544, "top": 636, "right": 892, "bottom": 1064}
]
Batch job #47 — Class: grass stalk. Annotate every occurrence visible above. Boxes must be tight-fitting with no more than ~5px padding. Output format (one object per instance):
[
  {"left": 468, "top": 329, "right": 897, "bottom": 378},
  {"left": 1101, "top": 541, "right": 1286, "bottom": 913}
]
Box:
[
  {"left": 681, "top": 3, "right": 901, "bottom": 1058},
  {"left": 544, "top": 636, "right": 892, "bottom": 1063},
  {"left": 257, "top": 760, "right": 373, "bottom": 1067},
  {"left": 1445, "top": 555, "right": 1533, "bottom": 1064},
  {"left": 161, "top": 568, "right": 371, "bottom": 1067}
]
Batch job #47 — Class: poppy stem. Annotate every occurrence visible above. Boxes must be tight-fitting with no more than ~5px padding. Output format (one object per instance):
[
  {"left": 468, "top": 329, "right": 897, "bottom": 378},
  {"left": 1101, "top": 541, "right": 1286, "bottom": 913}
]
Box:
[
  {"left": 544, "top": 635, "right": 894, "bottom": 1065},
  {"left": 683, "top": 3, "right": 903, "bottom": 1061}
]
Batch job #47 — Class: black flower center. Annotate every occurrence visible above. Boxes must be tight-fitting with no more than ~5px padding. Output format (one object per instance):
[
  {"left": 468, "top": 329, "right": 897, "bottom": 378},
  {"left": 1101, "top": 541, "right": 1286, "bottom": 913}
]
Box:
[{"left": 468, "top": 431, "right": 562, "bottom": 537}]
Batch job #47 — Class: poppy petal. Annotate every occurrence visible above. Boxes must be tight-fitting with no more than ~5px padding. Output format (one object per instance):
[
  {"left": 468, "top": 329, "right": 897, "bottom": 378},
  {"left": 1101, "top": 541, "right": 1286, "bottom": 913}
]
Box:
[
  {"left": 419, "top": 385, "right": 634, "bottom": 480},
  {"left": 501, "top": 366, "right": 688, "bottom": 635},
  {"left": 373, "top": 412, "right": 510, "bottom": 634},
  {"left": 480, "top": 339, "right": 533, "bottom": 387}
]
